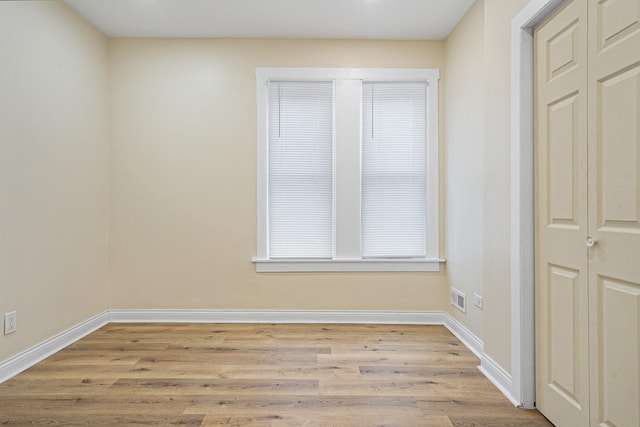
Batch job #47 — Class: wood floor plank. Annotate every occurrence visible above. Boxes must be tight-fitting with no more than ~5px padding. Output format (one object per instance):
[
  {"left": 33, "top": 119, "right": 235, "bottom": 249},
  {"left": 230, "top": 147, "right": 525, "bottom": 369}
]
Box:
[
  {"left": 0, "top": 395, "right": 203, "bottom": 426},
  {"left": 0, "top": 378, "right": 117, "bottom": 395},
  {"left": 164, "top": 344, "right": 332, "bottom": 354},
  {"left": 0, "top": 394, "right": 196, "bottom": 415},
  {"left": 135, "top": 349, "right": 320, "bottom": 365},
  {"left": 317, "top": 351, "right": 477, "bottom": 367},
  {"left": 199, "top": 413, "right": 454, "bottom": 427},
  {"left": 0, "top": 323, "right": 553, "bottom": 426},
  {"left": 319, "top": 378, "right": 441, "bottom": 397},
  {"left": 109, "top": 378, "right": 319, "bottom": 396},
  {"left": 184, "top": 394, "right": 421, "bottom": 415},
  {"left": 0, "top": 415, "right": 205, "bottom": 426},
  {"left": 358, "top": 365, "right": 481, "bottom": 379},
  {"left": 211, "top": 364, "right": 360, "bottom": 380}
]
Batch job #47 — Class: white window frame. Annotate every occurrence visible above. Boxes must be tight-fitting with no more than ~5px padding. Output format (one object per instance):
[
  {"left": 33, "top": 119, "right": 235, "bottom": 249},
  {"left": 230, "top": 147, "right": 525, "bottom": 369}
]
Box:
[{"left": 253, "top": 67, "right": 443, "bottom": 272}]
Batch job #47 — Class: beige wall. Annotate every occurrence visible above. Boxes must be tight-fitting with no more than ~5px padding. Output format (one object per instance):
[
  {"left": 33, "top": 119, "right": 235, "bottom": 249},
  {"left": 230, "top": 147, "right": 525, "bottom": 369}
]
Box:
[
  {"left": 0, "top": 1, "right": 109, "bottom": 361},
  {"left": 444, "top": 0, "right": 486, "bottom": 339},
  {"left": 108, "top": 39, "right": 449, "bottom": 311},
  {"left": 444, "top": 0, "right": 529, "bottom": 374},
  {"left": 481, "top": 0, "right": 529, "bottom": 372}
]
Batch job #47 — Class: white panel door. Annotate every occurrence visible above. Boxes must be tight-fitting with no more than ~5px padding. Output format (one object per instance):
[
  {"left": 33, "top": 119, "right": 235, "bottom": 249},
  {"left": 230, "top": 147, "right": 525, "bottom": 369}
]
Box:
[
  {"left": 535, "top": 1, "right": 590, "bottom": 425},
  {"left": 536, "top": 0, "right": 640, "bottom": 426},
  {"left": 588, "top": 0, "right": 640, "bottom": 425}
]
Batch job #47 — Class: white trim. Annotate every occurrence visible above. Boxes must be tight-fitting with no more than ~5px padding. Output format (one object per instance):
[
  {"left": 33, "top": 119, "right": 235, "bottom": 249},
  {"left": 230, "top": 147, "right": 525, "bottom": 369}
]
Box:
[
  {"left": 334, "top": 79, "right": 362, "bottom": 259},
  {"left": 0, "top": 311, "right": 109, "bottom": 384},
  {"left": 108, "top": 309, "right": 448, "bottom": 325},
  {"left": 255, "top": 74, "right": 268, "bottom": 260},
  {"left": 426, "top": 71, "right": 440, "bottom": 259},
  {"left": 511, "top": 0, "right": 568, "bottom": 409},
  {"left": 252, "top": 257, "right": 445, "bottom": 272},
  {"left": 443, "top": 314, "right": 484, "bottom": 359},
  {"left": 480, "top": 353, "right": 519, "bottom": 407},
  {"left": 256, "top": 67, "right": 439, "bottom": 82}
]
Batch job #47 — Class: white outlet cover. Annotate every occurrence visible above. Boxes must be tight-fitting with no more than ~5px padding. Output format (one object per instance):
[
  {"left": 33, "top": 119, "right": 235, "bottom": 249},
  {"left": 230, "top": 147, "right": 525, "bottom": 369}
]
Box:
[
  {"left": 473, "top": 293, "right": 483, "bottom": 309},
  {"left": 4, "top": 311, "right": 17, "bottom": 335}
]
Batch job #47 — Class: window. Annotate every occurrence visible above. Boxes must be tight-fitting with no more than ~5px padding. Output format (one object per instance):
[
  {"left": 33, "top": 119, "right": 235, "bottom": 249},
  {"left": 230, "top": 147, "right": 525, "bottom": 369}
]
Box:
[
  {"left": 362, "top": 82, "right": 427, "bottom": 258},
  {"left": 268, "top": 81, "right": 333, "bottom": 258},
  {"left": 254, "top": 68, "right": 441, "bottom": 272}
]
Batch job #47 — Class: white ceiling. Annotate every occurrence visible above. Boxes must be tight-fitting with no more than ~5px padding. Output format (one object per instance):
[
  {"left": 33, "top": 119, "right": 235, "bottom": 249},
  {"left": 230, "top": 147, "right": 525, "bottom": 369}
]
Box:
[{"left": 64, "top": 0, "right": 475, "bottom": 40}]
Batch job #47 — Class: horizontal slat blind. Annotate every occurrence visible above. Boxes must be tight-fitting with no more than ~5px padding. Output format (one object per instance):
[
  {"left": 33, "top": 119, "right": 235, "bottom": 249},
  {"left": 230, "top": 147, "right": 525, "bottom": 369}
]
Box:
[
  {"left": 268, "top": 81, "right": 333, "bottom": 258},
  {"left": 361, "top": 82, "right": 427, "bottom": 258}
]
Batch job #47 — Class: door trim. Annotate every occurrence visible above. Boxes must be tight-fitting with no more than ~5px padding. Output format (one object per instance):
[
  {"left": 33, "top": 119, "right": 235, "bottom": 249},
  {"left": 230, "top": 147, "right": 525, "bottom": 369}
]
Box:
[{"left": 510, "top": 0, "right": 568, "bottom": 409}]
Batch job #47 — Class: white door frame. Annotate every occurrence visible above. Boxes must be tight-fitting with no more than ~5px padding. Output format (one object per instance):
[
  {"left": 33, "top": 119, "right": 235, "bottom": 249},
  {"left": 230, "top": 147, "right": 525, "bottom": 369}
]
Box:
[{"left": 510, "top": 0, "right": 568, "bottom": 409}]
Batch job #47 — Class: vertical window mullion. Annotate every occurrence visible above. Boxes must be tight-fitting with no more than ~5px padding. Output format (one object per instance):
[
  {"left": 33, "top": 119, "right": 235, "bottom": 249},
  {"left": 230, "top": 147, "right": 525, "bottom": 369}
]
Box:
[{"left": 334, "top": 79, "right": 363, "bottom": 259}]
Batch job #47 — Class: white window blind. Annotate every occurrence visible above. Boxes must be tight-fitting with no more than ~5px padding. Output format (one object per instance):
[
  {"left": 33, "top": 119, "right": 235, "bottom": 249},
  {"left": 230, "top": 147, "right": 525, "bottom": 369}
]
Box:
[
  {"left": 361, "top": 82, "right": 427, "bottom": 258},
  {"left": 268, "top": 81, "right": 333, "bottom": 258}
]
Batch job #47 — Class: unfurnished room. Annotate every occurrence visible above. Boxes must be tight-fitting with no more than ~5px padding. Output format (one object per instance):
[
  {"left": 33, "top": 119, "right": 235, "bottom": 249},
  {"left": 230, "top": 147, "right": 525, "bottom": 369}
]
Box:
[{"left": 0, "top": 0, "right": 638, "bottom": 425}]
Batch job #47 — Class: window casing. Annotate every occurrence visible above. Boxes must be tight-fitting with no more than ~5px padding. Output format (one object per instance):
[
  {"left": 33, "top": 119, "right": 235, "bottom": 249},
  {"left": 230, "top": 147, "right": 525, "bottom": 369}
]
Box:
[{"left": 254, "top": 68, "right": 442, "bottom": 272}]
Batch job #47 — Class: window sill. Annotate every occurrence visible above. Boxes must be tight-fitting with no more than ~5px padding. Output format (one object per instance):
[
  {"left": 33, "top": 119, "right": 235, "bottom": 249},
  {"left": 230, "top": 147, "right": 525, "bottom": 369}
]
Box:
[{"left": 251, "top": 257, "right": 446, "bottom": 272}]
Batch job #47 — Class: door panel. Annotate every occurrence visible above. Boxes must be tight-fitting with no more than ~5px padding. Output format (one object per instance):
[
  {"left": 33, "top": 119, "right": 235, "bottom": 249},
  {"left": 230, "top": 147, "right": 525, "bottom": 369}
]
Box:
[
  {"left": 595, "top": 0, "right": 640, "bottom": 53},
  {"left": 547, "top": 264, "right": 582, "bottom": 407},
  {"left": 547, "top": 93, "right": 580, "bottom": 228},
  {"left": 597, "top": 276, "right": 640, "bottom": 426},
  {"left": 597, "top": 66, "right": 640, "bottom": 231},
  {"left": 589, "top": 0, "right": 640, "bottom": 426},
  {"left": 535, "top": 1, "right": 590, "bottom": 426},
  {"left": 547, "top": 19, "right": 580, "bottom": 80}
]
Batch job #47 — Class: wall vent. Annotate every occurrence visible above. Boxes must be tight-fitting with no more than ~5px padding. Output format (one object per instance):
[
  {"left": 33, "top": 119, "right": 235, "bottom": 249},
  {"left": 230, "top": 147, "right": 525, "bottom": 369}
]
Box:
[{"left": 450, "top": 287, "right": 466, "bottom": 313}]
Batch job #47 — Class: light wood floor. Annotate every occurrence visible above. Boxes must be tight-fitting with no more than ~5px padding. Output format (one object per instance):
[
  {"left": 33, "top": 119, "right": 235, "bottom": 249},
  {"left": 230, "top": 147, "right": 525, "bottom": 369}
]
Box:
[{"left": 0, "top": 323, "right": 553, "bottom": 426}]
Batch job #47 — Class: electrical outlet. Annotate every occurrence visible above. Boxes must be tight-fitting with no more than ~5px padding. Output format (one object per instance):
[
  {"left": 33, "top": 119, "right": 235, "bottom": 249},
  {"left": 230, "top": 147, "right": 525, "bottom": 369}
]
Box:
[
  {"left": 473, "top": 293, "right": 483, "bottom": 309},
  {"left": 4, "top": 311, "right": 17, "bottom": 335}
]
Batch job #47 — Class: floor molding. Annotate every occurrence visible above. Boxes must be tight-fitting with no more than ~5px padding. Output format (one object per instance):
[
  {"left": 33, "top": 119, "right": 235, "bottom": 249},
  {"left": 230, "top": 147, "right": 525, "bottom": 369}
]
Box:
[
  {"left": 2, "top": 309, "right": 518, "bottom": 406},
  {"left": 108, "top": 309, "right": 447, "bottom": 325},
  {"left": 442, "top": 315, "right": 484, "bottom": 359},
  {"left": 479, "top": 353, "right": 519, "bottom": 406},
  {"left": 0, "top": 311, "right": 109, "bottom": 384}
]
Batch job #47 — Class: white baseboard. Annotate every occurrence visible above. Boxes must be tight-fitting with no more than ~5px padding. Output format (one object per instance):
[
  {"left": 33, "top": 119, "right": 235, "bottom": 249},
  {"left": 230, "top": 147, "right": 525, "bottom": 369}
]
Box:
[
  {"left": 2, "top": 308, "right": 519, "bottom": 407},
  {"left": 479, "top": 353, "right": 519, "bottom": 406},
  {"left": 0, "top": 311, "right": 109, "bottom": 384},
  {"left": 108, "top": 309, "right": 447, "bottom": 325},
  {"left": 443, "top": 314, "right": 484, "bottom": 359}
]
